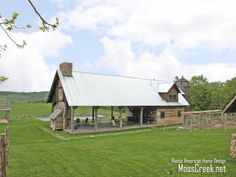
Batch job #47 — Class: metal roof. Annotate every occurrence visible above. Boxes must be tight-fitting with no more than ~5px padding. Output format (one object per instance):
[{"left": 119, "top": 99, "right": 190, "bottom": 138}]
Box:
[
  {"left": 158, "top": 83, "right": 175, "bottom": 93},
  {"left": 55, "top": 70, "right": 189, "bottom": 107},
  {"left": 222, "top": 94, "right": 236, "bottom": 113},
  {"left": 49, "top": 109, "right": 63, "bottom": 120}
]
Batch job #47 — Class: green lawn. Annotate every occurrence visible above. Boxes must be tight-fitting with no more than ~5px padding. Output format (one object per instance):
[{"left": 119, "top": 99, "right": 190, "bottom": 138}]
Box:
[{"left": 1, "top": 103, "right": 236, "bottom": 177}]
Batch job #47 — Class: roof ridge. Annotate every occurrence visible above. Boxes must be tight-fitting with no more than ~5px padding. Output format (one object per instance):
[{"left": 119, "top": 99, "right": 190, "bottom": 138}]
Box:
[{"left": 71, "top": 70, "right": 172, "bottom": 83}]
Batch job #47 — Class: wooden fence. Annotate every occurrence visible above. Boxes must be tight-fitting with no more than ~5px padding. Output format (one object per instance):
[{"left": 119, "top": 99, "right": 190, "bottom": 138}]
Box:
[
  {"left": 0, "top": 128, "right": 9, "bottom": 177},
  {"left": 223, "top": 113, "right": 236, "bottom": 133},
  {"left": 0, "top": 101, "right": 10, "bottom": 110},
  {"left": 181, "top": 110, "right": 236, "bottom": 133},
  {"left": 182, "top": 110, "right": 223, "bottom": 133},
  {"left": 0, "top": 100, "right": 11, "bottom": 123}
]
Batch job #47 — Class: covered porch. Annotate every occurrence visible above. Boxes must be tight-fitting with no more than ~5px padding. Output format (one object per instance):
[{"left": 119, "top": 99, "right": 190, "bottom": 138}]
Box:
[{"left": 64, "top": 106, "right": 164, "bottom": 133}]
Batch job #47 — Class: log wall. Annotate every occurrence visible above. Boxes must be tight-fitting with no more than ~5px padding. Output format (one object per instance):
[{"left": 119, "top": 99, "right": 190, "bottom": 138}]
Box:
[
  {"left": 145, "top": 107, "right": 184, "bottom": 125},
  {"left": 156, "top": 107, "right": 184, "bottom": 124},
  {"left": 159, "top": 86, "right": 179, "bottom": 102}
]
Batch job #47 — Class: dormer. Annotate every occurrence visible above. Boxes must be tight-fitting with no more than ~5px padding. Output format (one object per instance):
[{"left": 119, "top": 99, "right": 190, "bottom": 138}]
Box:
[{"left": 158, "top": 83, "right": 180, "bottom": 102}]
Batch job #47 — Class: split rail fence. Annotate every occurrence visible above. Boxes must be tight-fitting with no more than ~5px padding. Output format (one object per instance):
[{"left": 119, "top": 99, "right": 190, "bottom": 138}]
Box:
[
  {"left": 0, "top": 128, "right": 9, "bottom": 177},
  {"left": 181, "top": 110, "right": 236, "bottom": 133},
  {"left": 0, "top": 100, "right": 11, "bottom": 123}
]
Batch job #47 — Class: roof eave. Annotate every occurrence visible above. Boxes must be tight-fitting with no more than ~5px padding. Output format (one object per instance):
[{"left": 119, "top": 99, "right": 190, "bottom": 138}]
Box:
[{"left": 46, "top": 71, "right": 59, "bottom": 103}]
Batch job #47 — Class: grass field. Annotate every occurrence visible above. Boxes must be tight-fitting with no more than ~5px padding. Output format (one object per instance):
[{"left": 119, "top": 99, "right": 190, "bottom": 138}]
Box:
[{"left": 1, "top": 103, "right": 236, "bottom": 177}]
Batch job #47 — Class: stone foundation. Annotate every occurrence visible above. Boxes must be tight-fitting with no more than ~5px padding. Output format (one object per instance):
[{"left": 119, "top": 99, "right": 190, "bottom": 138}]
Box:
[{"left": 230, "top": 134, "right": 236, "bottom": 158}]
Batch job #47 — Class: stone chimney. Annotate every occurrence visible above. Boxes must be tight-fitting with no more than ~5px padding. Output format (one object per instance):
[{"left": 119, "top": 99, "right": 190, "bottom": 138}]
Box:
[{"left": 60, "top": 62, "right": 72, "bottom": 76}]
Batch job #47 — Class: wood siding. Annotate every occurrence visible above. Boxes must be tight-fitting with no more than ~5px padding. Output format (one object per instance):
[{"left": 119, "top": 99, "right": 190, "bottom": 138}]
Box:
[
  {"left": 160, "top": 86, "right": 179, "bottom": 102},
  {"left": 136, "top": 106, "right": 185, "bottom": 125},
  {"left": 156, "top": 107, "right": 184, "bottom": 124}
]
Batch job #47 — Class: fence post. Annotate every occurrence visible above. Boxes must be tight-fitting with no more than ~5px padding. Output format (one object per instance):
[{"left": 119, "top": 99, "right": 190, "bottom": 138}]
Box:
[
  {"left": 0, "top": 128, "right": 9, "bottom": 177},
  {"left": 224, "top": 114, "right": 227, "bottom": 134},
  {"left": 190, "top": 117, "right": 193, "bottom": 134},
  {"left": 4, "top": 128, "right": 8, "bottom": 167},
  {"left": 0, "top": 134, "right": 6, "bottom": 177}
]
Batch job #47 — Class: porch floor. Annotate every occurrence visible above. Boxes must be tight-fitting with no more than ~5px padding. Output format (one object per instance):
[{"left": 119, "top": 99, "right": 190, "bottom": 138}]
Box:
[{"left": 64, "top": 121, "right": 166, "bottom": 134}]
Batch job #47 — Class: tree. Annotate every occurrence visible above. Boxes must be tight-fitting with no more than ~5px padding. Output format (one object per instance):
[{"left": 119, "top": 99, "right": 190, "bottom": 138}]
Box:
[
  {"left": 222, "top": 77, "right": 236, "bottom": 102},
  {"left": 0, "top": 0, "right": 59, "bottom": 82},
  {"left": 0, "top": 76, "right": 8, "bottom": 83},
  {"left": 0, "top": 0, "right": 59, "bottom": 50},
  {"left": 208, "top": 81, "right": 225, "bottom": 109},
  {"left": 189, "top": 75, "right": 236, "bottom": 111},
  {"left": 189, "top": 75, "right": 212, "bottom": 111}
]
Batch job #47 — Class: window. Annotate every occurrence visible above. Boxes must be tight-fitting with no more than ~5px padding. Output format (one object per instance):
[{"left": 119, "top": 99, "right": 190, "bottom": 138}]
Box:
[
  {"left": 173, "top": 94, "right": 177, "bottom": 101},
  {"left": 169, "top": 94, "right": 177, "bottom": 102},
  {"left": 178, "top": 111, "right": 182, "bottom": 118},
  {"left": 160, "top": 112, "right": 165, "bottom": 119}
]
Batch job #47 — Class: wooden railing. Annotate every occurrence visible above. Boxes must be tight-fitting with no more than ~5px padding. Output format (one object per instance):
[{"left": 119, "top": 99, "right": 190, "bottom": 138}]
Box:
[
  {"left": 181, "top": 110, "right": 222, "bottom": 133},
  {"left": 0, "top": 128, "right": 9, "bottom": 177},
  {"left": 0, "top": 101, "right": 10, "bottom": 110}
]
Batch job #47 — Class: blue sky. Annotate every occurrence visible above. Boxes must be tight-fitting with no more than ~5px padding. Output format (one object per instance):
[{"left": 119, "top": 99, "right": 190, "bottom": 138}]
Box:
[{"left": 1, "top": 0, "right": 236, "bottom": 91}]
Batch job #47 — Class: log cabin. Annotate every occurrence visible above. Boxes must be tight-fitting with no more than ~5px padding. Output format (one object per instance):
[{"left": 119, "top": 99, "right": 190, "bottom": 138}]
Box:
[{"left": 47, "top": 62, "right": 189, "bottom": 132}]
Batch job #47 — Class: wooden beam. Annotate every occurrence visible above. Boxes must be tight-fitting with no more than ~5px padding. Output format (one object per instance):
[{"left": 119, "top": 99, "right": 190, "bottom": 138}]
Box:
[
  {"left": 111, "top": 106, "right": 114, "bottom": 119},
  {"left": 183, "top": 110, "right": 221, "bottom": 115},
  {"left": 71, "top": 106, "right": 74, "bottom": 131},
  {"left": 92, "top": 107, "right": 95, "bottom": 122},
  {"left": 140, "top": 107, "right": 144, "bottom": 127},
  {"left": 94, "top": 107, "right": 98, "bottom": 131},
  {"left": 63, "top": 102, "right": 66, "bottom": 130},
  {"left": 222, "top": 94, "right": 236, "bottom": 113},
  {"left": 4, "top": 110, "right": 10, "bottom": 122},
  {"left": 224, "top": 113, "right": 227, "bottom": 133},
  {"left": 51, "top": 102, "right": 54, "bottom": 113},
  {"left": 190, "top": 117, "right": 193, "bottom": 134},
  {"left": 119, "top": 107, "right": 122, "bottom": 128}
]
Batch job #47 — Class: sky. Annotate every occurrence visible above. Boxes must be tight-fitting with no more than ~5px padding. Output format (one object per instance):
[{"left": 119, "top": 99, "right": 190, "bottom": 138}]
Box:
[{"left": 1, "top": 0, "right": 236, "bottom": 91}]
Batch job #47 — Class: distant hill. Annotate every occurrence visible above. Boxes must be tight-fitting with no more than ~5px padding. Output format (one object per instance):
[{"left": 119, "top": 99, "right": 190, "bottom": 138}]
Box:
[{"left": 0, "top": 91, "right": 49, "bottom": 103}]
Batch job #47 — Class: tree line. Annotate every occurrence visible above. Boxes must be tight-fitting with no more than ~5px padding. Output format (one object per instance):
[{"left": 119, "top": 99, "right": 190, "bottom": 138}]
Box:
[{"left": 189, "top": 75, "right": 236, "bottom": 111}]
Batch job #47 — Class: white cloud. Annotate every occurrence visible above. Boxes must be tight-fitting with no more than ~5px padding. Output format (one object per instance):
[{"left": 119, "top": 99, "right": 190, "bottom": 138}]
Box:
[
  {"left": 58, "top": 0, "right": 236, "bottom": 82},
  {"left": 0, "top": 30, "right": 72, "bottom": 92},
  {"left": 61, "top": 0, "right": 236, "bottom": 50},
  {"left": 99, "top": 37, "right": 236, "bottom": 82}
]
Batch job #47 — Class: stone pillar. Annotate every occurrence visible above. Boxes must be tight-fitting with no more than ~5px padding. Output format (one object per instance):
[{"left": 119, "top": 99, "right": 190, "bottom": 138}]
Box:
[{"left": 230, "top": 134, "right": 236, "bottom": 158}]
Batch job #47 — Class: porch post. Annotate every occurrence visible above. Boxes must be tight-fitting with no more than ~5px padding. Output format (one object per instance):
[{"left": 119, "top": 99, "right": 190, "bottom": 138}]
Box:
[
  {"left": 63, "top": 103, "right": 66, "bottom": 130},
  {"left": 119, "top": 107, "right": 123, "bottom": 128},
  {"left": 92, "top": 107, "right": 95, "bottom": 122},
  {"left": 140, "top": 107, "right": 144, "bottom": 127},
  {"left": 94, "top": 107, "right": 98, "bottom": 131},
  {"left": 111, "top": 106, "right": 114, "bottom": 119},
  {"left": 71, "top": 106, "right": 74, "bottom": 131}
]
